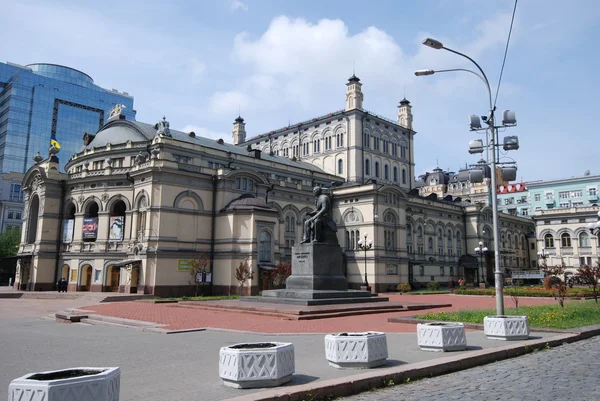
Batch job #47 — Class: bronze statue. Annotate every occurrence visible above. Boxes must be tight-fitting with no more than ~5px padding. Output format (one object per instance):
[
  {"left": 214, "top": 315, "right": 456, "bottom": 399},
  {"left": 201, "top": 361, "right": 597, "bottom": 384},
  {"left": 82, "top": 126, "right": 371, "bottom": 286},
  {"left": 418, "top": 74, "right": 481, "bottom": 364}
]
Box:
[{"left": 301, "top": 186, "right": 337, "bottom": 244}]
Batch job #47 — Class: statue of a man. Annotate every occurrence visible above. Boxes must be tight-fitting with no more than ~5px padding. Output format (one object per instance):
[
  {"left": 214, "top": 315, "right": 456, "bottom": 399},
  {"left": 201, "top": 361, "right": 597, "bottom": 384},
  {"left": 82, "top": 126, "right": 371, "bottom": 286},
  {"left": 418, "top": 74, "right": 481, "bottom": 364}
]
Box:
[{"left": 301, "top": 186, "right": 336, "bottom": 243}]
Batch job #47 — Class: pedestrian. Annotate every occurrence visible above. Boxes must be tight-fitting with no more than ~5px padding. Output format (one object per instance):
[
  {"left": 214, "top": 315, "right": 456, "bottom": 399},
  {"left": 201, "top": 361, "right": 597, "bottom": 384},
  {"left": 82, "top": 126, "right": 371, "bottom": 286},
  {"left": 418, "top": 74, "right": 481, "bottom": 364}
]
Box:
[
  {"left": 61, "top": 278, "right": 67, "bottom": 292},
  {"left": 449, "top": 276, "right": 455, "bottom": 293},
  {"left": 57, "top": 278, "right": 62, "bottom": 292}
]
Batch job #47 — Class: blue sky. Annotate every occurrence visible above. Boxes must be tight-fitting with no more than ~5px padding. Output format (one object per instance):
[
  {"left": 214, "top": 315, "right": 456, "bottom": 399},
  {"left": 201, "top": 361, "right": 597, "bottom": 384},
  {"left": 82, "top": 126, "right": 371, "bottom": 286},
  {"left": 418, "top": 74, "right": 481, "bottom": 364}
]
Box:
[{"left": 4, "top": 0, "right": 599, "bottom": 182}]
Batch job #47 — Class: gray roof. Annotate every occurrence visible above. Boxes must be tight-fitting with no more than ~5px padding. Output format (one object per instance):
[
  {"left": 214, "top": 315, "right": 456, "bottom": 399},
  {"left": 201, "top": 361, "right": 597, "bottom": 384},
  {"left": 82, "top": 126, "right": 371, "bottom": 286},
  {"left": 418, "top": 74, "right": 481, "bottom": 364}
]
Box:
[{"left": 84, "top": 119, "right": 326, "bottom": 173}]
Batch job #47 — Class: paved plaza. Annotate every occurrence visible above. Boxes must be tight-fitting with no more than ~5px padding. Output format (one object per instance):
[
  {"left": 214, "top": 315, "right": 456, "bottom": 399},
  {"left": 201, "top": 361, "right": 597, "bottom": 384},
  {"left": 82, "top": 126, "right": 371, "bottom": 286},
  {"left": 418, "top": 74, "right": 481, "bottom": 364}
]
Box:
[
  {"left": 0, "top": 294, "right": 572, "bottom": 401},
  {"left": 343, "top": 335, "right": 600, "bottom": 401}
]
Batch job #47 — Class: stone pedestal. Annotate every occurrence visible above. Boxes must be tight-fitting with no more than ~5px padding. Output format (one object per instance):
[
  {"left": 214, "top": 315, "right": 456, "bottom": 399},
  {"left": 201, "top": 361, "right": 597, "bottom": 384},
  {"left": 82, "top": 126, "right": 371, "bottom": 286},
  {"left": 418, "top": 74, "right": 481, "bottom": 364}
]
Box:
[
  {"left": 252, "top": 243, "right": 385, "bottom": 305},
  {"left": 285, "top": 243, "right": 347, "bottom": 291}
]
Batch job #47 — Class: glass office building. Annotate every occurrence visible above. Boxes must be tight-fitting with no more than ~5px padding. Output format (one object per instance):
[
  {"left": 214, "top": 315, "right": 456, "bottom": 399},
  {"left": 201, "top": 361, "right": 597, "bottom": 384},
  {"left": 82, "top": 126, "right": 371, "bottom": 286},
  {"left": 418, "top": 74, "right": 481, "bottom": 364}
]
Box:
[{"left": 0, "top": 62, "right": 135, "bottom": 173}]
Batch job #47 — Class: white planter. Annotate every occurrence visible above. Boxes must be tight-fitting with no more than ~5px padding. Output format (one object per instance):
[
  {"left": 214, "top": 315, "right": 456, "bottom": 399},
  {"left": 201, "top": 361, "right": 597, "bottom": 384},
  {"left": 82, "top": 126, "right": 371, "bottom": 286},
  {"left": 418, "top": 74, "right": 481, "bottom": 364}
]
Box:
[
  {"left": 324, "top": 332, "right": 388, "bottom": 369},
  {"left": 8, "top": 367, "right": 120, "bottom": 401},
  {"left": 219, "top": 342, "right": 294, "bottom": 388},
  {"left": 484, "top": 315, "right": 529, "bottom": 340},
  {"left": 417, "top": 322, "right": 467, "bottom": 352}
]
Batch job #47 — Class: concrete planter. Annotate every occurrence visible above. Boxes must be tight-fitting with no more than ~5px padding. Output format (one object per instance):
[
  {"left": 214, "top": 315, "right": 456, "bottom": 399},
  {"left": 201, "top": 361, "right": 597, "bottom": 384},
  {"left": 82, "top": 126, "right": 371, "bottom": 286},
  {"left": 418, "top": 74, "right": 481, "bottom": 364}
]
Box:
[
  {"left": 484, "top": 315, "right": 530, "bottom": 340},
  {"left": 8, "top": 367, "right": 120, "bottom": 401},
  {"left": 219, "top": 342, "right": 294, "bottom": 388},
  {"left": 417, "top": 322, "right": 467, "bottom": 352},
  {"left": 324, "top": 332, "right": 388, "bottom": 369}
]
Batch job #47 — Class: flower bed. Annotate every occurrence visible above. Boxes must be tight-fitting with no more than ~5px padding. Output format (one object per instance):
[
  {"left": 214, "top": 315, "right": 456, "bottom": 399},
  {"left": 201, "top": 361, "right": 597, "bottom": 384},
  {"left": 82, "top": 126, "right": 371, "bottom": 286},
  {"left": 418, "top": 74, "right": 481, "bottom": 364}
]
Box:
[{"left": 454, "top": 287, "right": 595, "bottom": 298}]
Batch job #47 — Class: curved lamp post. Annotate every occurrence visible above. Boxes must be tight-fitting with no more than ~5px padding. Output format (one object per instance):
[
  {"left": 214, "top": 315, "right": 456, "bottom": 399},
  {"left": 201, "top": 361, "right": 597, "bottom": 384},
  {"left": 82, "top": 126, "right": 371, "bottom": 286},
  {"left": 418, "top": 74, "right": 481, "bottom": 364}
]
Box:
[
  {"left": 416, "top": 37, "right": 505, "bottom": 316},
  {"left": 357, "top": 232, "right": 373, "bottom": 287},
  {"left": 475, "top": 241, "right": 488, "bottom": 284}
]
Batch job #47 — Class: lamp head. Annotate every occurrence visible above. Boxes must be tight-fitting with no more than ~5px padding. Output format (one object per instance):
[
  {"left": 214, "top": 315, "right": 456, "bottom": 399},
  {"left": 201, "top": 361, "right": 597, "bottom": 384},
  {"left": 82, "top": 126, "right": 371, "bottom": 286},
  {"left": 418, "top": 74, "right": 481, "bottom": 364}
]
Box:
[
  {"left": 414, "top": 69, "right": 435, "bottom": 76},
  {"left": 422, "top": 38, "right": 444, "bottom": 49},
  {"left": 358, "top": 239, "right": 363, "bottom": 246},
  {"left": 363, "top": 232, "right": 368, "bottom": 238},
  {"left": 483, "top": 247, "right": 488, "bottom": 252}
]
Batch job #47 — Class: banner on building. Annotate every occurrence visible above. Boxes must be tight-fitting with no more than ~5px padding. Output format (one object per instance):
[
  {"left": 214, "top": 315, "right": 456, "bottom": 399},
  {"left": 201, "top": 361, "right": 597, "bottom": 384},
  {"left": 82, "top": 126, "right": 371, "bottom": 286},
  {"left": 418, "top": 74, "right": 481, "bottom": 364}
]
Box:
[
  {"left": 62, "top": 219, "right": 74, "bottom": 243},
  {"left": 82, "top": 217, "right": 98, "bottom": 239},
  {"left": 109, "top": 216, "right": 125, "bottom": 241}
]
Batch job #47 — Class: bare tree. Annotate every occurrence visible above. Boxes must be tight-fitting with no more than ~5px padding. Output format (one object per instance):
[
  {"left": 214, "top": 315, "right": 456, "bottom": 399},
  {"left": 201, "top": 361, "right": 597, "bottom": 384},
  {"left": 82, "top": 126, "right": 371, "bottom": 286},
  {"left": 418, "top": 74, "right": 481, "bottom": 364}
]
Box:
[
  {"left": 576, "top": 261, "right": 600, "bottom": 303},
  {"left": 542, "top": 259, "right": 567, "bottom": 308},
  {"left": 187, "top": 253, "right": 210, "bottom": 296},
  {"left": 235, "top": 259, "right": 255, "bottom": 296}
]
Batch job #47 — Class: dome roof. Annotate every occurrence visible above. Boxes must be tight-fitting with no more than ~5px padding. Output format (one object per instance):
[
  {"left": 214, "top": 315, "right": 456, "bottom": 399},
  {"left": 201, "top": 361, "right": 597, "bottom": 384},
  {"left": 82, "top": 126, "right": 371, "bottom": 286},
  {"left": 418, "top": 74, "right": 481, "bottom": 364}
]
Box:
[
  {"left": 221, "top": 194, "right": 276, "bottom": 212},
  {"left": 83, "top": 121, "right": 147, "bottom": 150}
]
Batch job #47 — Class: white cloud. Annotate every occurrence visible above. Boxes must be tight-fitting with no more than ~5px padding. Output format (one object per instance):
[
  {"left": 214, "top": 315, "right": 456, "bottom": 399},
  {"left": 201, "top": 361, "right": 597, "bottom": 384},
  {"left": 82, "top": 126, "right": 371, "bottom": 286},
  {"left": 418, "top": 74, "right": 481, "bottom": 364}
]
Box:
[
  {"left": 180, "top": 125, "right": 228, "bottom": 141},
  {"left": 231, "top": 0, "right": 248, "bottom": 12}
]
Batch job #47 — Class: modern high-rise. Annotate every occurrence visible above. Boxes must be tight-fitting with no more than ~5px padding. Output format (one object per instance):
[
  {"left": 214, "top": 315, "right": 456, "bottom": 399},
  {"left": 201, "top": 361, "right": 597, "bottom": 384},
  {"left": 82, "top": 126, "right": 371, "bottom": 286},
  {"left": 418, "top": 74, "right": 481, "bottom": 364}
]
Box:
[{"left": 0, "top": 62, "right": 136, "bottom": 173}]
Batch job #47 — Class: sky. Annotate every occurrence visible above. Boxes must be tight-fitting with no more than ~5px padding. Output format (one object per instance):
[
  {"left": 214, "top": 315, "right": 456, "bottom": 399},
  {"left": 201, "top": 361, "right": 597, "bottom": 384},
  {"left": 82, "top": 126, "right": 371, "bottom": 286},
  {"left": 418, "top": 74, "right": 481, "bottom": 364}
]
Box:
[{"left": 3, "top": 0, "right": 600, "bottom": 182}]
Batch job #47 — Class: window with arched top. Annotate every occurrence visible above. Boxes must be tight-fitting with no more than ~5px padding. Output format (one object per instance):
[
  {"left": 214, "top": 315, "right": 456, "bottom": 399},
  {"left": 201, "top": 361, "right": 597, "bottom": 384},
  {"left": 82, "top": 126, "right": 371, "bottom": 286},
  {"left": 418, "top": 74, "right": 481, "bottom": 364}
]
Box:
[
  {"left": 338, "top": 159, "right": 343, "bottom": 174},
  {"left": 561, "top": 233, "right": 571, "bottom": 247},
  {"left": 428, "top": 237, "right": 433, "bottom": 253},
  {"left": 137, "top": 195, "right": 148, "bottom": 241},
  {"left": 447, "top": 230, "right": 453, "bottom": 256},
  {"left": 406, "top": 224, "right": 413, "bottom": 253},
  {"left": 544, "top": 233, "right": 554, "bottom": 248},
  {"left": 456, "top": 232, "right": 462, "bottom": 256},
  {"left": 393, "top": 167, "right": 398, "bottom": 182},
  {"left": 580, "top": 232, "right": 590, "bottom": 247},
  {"left": 437, "top": 230, "right": 444, "bottom": 255},
  {"left": 109, "top": 199, "right": 127, "bottom": 242},
  {"left": 26, "top": 195, "right": 40, "bottom": 244},
  {"left": 83, "top": 200, "right": 99, "bottom": 243},
  {"left": 365, "top": 159, "right": 370, "bottom": 175},
  {"left": 235, "top": 177, "right": 254, "bottom": 192},
  {"left": 375, "top": 162, "right": 380, "bottom": 178},
  {"left": 402, "top": 169, "right": 407, "bottom": 184},
  {"left": 384, "top": 165, "right": 389, "bottom": 180},
  {"left": 259, "top": 231, "right": 272, "bottom": 262}
]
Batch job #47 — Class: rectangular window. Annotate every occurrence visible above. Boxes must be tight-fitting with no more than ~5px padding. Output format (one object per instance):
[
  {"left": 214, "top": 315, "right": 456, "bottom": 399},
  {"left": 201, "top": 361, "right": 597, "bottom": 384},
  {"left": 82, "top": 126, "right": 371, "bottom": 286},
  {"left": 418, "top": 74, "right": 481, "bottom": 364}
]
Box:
[
  {"left": 113, "top": 158, "right": 124, "bottom": 168},
  {"left": 7, "top": 211, "right": 13, "bottom": 219},
  {"left": 589, "top": 188, "right": 597, "bottom": 196},
  {"left": 571, "top": 190, "right": 583, "bottom": 198},
  {"left": 558, "top": 191, "right": 570, "bottom": 199},
  {"left": 92, "top": 160, "right": 104, "bottom": 170},
  {"left": 545, "top": 193, "right": 554, "bottom": 200},
  {"left": 521, "top": 209, "right": 528, "bottom": 216},
  {"left": 534, "top": 194, "right": 541, "bottom": 202},
  {"left": 386, "top": 264, "right": 398, "bottom": 275},
  {"left": 70, "top": 269, "right": 78, "bottom": 282},
  {"left": 440, "top": 266, "right": 445, "bottom": 276}
]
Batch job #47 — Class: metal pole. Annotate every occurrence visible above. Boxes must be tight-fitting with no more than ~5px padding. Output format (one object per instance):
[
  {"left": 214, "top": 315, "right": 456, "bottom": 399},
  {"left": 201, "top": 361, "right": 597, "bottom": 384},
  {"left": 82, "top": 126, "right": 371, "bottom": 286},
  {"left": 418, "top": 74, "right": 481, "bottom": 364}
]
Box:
[{"left": 364, "top": 246, "right": 369, "bottom": 286}]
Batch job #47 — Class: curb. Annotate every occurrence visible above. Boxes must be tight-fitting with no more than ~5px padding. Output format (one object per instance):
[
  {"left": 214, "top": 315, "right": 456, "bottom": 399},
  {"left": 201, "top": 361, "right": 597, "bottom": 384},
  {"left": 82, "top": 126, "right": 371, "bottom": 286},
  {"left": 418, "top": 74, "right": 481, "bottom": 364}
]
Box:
[{"left": 221, "top": 332, "right": 581, "bottom": 401}]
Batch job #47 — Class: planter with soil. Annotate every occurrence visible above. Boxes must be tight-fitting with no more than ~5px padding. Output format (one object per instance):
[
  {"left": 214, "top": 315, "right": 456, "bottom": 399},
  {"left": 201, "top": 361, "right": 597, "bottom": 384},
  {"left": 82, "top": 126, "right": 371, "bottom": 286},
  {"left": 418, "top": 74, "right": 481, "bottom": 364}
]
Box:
[
  {"left": 484, "top": 315, "right": 529, "bottom": 340},
  {"left": 8, "top": 367, "right": 120, "bottom": 401},
  {"left": 417, "top": 322, "right": 467, "bottom": 352},
  {"left": 219, "top": 342, "right": 295, "bottom": 388},
  {"left": 324, "top": 332, "right": 388, "bottom": 369}
]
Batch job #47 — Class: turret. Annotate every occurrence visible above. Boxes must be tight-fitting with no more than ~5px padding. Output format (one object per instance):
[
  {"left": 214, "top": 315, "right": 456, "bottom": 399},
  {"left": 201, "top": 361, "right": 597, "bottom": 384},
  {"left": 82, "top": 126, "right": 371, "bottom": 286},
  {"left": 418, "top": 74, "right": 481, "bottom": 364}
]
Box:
[
  {"left": 397, "top": 98, "right": 413, "bottom": 130},
  {"left": 232, "top": 116, "right": 246, "bottom": 145},
  {"left": 345, "top": 75, "right": 364, "bottom": 111}
]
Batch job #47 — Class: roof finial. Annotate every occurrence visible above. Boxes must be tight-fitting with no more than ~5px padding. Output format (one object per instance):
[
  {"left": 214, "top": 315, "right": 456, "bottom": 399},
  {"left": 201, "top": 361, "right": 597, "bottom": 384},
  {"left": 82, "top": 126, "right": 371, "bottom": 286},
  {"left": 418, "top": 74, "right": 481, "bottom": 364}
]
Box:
[{"left": 353, "top": 60, "right": 355, "bottom": 75}]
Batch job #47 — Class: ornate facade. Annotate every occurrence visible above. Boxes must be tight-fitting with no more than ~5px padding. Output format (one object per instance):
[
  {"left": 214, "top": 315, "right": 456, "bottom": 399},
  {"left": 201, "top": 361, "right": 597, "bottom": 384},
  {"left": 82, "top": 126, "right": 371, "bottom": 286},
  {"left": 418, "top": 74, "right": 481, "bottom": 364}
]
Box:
[{"left": 14, "top": 77, "right": 535, "bottom": 295}]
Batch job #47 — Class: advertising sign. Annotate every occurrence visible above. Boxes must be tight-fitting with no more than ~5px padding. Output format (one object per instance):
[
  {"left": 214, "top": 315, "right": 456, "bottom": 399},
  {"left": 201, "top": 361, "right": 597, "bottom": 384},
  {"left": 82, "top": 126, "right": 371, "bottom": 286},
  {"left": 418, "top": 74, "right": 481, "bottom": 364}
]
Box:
[
  {"left": 109, "top": 216, "right": 124, "bottom": 241},
  {"left": 62, "top": 219, "right": 74, "bottom": 243},
  {"left": 82, "top": 217, "right": 98, "bottom": 239}
]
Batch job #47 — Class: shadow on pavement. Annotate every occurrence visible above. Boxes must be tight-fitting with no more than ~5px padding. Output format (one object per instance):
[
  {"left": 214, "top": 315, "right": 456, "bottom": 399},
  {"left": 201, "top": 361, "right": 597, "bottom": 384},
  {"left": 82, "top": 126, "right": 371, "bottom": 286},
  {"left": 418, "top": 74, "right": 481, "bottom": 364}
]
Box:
[{"left": 289, "top": 374, "right": 319, "bottom": 385}]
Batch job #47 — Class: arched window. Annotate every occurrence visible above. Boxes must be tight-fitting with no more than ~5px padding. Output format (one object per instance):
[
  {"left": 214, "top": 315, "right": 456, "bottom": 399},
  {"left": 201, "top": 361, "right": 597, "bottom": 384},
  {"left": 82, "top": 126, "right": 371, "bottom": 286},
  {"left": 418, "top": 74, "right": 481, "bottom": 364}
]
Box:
[
  {"left": 375, "top": 162, "right": 380, "bottom": 178},
  {"left": 259, "top": 231, "right": 272, "bottom": 262},
  {"left": 62, "top": 202, "right": 76, "bottom": 244},
  {"left": 544, "top": 233, "right": 554, "bottom": 248},
  {"left": 417, "top": 226, "right": 423, "bottom": 241},
  {"left": 437, "top": 229, "right": 444, "bottom": 255},
  {"left": 365, "top": 159, "right": 370, "bottom": 175},
  {"left": 235, "top": 177, "right": 254, "bottom": 192},
  {"left": 384, "top": 165, "right": 389, "bottom": 180},
  {"left": 446, "top": 230, "right": 453, "bottom": 256},
  {"left": 580, "top": 232, "right": 590, "bottom": 247},
  {"left": 109, "top": 199, "right": 127, "bottom": 242},
  {"left": 406, "top": 224, "right": 413, "bottom": 253},
  {"left": 393, "top": 167, "right": 398, "bottom": 182},
  {"left": 561, "top": 233, "right": 571, "bottom": 247},
  {"left": 364, "top": 133, "right": 370, "bottom": 148},
  {"left": 137, "top": 195, "right": 148, "bottom": 241},
  {"left": 428, "top": 237, "right": 433, "bottom": 254},
  {"left": 26, "top": 195, "right": 40, "bottom": 244},
  {"left": 456, "top": 231, "right": 462, "bottom": 256},
  {"left": 419, "top": 265, "right": 424, "bottom": 276},
  {"left": 83, "top": 201, "right": 99, "bottom": 243},
  {"left": 338, "top": 159, "right": 343, "bottom": 174},
  {"left": 402, "top": 169, "right": 407, "bottom": 184},
  {"left": 285, "top": 216, "right": 290, "bottom": 232}
]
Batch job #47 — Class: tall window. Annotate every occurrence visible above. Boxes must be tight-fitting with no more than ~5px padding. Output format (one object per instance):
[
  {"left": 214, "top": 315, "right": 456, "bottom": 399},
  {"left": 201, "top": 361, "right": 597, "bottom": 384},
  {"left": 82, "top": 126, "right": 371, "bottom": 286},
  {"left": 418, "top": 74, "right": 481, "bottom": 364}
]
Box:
[
  {"left": 438, "top": 230, "right": 444, "bottom": 255},
  {"left": 384, "top": 230, "right": 395, "bottom": 250},
  {"left": 393, "top": 167, "right": 398, "bottom": 182},
  {"left": 137, "top": 195, "right": 148, "bottom": 241},
  {"left": 561, "top": 233, "right": 571, "bottom": 247},
  {"left": 364, "top": 133, "right": 370, "bottom": 148},
  {"left": 26, "top": 195, "right": 40, "bottom": 244},
  {"left": 83, "top": 201, "right": 99, "bottom": 243},
  {"left": 402, "top": 169, "right": 407, "bottom": 184},
  {"left": 259, "top": 231, "right": 272, "bottom": 262},
  {"left": 336, "top": 133, "right": 344, "bottom": 147},
  {"left": 428, "top": 237, "right": 433, "bottom": 254},
  {"left": 375, "top": 162, "right": 380, "bottom": 178},
  {"left": 400, "top": 144, "right": 406, "bottom": 159},
  {"left": 338, "top": 159, "right": 343, "bottom": 174},
  {"left": 456, "top": 232, "right": 462, "bottom": 257},
  {"left": 384, "top": 165, "right": 389, "bottom": 180},
  {"left": 544, "top": 233, "right": 554, "bottom": 248},
  {"left": 383, "top": 139, "right": 389, "bottom": 153},
  {"left": 365, "top": 159, "right": 370, "bottom": 175},
  {"left": 580, "top": 232, "right": 590, "bottom": 247},
  {"left": 109, "top": 200, "right": 127, "bottom": 242},
  {"left": 373, "top": 137, "right": 380, "bottom": 151},
  {"left": 447, "top": 230, "right": 453, "bottom": 256},
  {"left": 406, "top": 224, "right": 413, "bottom": 254},
  {"left": 313, "top": 139, "right": 320, "bottom": 153}
]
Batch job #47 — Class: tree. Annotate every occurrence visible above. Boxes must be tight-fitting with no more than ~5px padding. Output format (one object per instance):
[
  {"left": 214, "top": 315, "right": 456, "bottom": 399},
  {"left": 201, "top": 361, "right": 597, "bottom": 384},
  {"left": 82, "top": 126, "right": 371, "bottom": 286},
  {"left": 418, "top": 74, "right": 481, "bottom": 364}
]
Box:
[
  {"left": 235, "top": 259, "right": 254, "bottom": 295},
  {"left": 509, "top": 279, "right": 524, "bottom": 313},
  {"left": 575, "top": 263, "right": 600, "bottom": 303},
  {"left": 187, "top": 253, "right": 210, "bottom": 296},
  {"left": 0, "top": 227, "right": 20, "bottom": 258},
  {"left": 542, "top": 260, "right": 567, "bottom": 308},
  {"left": 271, "top": 261, "right": 291, "bottom": 289}
]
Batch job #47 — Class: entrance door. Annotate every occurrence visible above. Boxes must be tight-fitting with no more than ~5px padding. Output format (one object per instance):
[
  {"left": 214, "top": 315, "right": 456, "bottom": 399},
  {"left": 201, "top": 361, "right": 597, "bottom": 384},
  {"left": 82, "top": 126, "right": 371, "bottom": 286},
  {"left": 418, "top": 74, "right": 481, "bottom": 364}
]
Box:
[
  {"left": 110, "top": 268, "right": 120, "bottom": 292},
  {"left": 85, "top": 267, "right": 93, "bottom": 291}
]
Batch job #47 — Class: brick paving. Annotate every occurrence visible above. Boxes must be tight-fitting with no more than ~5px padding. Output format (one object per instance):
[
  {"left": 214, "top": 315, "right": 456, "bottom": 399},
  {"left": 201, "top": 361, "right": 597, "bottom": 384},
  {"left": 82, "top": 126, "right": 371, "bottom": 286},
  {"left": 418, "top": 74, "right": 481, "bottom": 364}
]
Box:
[{"left": 79, "top": 294, "right": 562, "bottom": 333}]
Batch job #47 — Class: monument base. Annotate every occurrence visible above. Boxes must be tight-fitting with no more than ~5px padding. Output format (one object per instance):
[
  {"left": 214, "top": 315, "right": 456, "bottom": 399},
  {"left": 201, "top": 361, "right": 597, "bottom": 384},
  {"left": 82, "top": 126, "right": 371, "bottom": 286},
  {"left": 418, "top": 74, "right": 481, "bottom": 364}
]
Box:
[{"left": 245, "top": 289, "right": 388, "bottom": 306}]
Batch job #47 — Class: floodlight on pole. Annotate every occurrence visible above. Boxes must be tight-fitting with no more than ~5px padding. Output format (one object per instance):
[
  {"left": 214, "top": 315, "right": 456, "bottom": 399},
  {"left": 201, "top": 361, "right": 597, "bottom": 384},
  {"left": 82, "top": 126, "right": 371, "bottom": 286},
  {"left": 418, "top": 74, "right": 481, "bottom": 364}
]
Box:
[
  {"left": 422, "top": 38, "right": 444, "bottom": 49},
  {"left": 414, "top": 69, "right": 435, "bottom": 76}
]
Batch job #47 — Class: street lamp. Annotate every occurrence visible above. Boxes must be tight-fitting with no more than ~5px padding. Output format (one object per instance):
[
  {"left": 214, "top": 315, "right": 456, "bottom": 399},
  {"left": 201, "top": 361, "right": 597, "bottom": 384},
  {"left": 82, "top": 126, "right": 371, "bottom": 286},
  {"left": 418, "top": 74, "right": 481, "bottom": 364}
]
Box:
[
  {"left": 416, "top": 37, "right": 517, "bottom": 316},
  {"left": 586, "top": 211, "right": 600, "bottom": 255},
  {"left": 475, "top": 241, "right": 488, "bottom": 284},
  {"left": 357, "top": 232, "right": 373, "bottom": 287},
  {"left": 536, "top": 249, "right": 549, "bottom": 265}
]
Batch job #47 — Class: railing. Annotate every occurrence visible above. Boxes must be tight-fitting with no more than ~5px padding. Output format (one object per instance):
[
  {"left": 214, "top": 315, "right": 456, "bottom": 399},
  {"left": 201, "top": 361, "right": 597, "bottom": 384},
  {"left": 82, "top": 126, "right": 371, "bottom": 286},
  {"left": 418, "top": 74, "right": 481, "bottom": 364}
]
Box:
[
  {"left": 363, "top": 109, "right": 400, "bottom": 127},
  {"left": 511, "top": 269, "right": 544, "bottom": 279},
  {"left": 246, "top": 109, "right": 346, "bottom": 142}
]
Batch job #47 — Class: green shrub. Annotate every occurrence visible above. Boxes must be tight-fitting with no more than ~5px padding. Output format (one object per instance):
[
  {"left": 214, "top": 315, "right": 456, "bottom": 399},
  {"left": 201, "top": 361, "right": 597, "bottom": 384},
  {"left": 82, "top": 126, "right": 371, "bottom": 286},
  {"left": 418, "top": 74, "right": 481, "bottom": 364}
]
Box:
[
  {"left": 397, "top": 283, "right": 412, "bottom": 293},
  {"left": 427, "top": 281, "right": 440, "bottom": 291}
]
